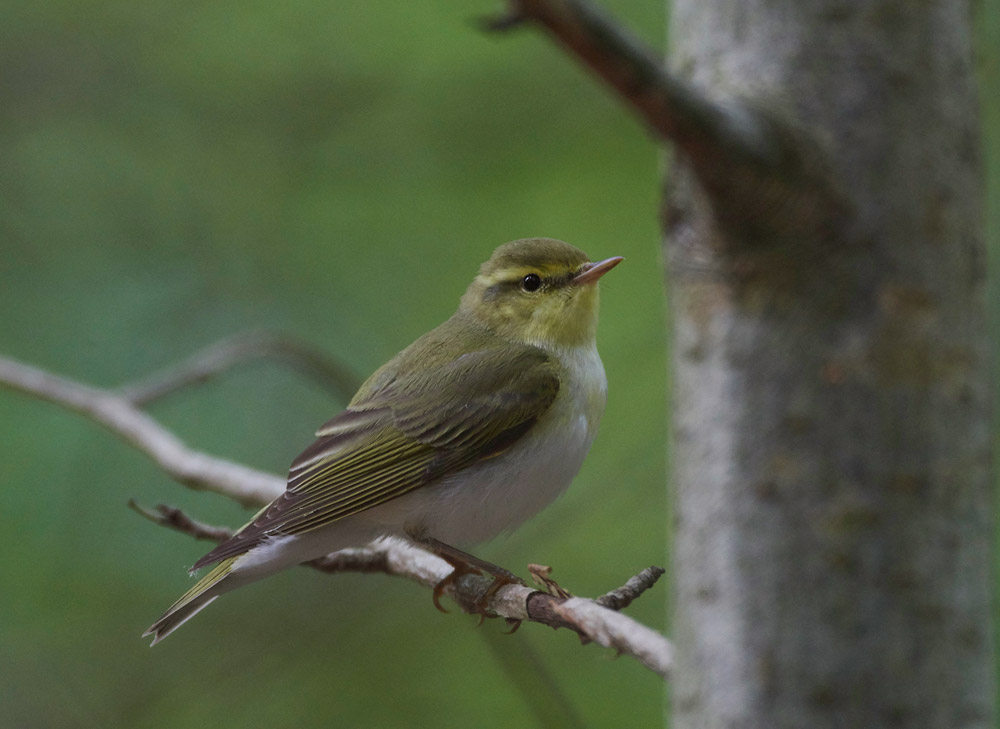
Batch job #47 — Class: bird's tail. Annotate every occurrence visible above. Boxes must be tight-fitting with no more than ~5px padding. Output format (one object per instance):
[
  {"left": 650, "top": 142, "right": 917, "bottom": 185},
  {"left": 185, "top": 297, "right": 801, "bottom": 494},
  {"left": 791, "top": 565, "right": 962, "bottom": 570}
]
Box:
[{"left": 143, "top": 558, "right": 237, "bottom": 646}]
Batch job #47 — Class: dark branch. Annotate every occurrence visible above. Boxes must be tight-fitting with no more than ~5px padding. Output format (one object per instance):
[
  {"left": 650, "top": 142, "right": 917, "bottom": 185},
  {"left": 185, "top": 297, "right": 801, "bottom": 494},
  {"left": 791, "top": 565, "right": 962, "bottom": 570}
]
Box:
[
  {"left": 479, "top": 10, "right": 530, "bottom": 31},
  {"left": 488, "top": 0, "right": 778, "bottom": 165},
  {"left": 595, "top": 565, "right": 665, "bottom": 610},
  {"left": 128, "top": 500, "right": 235, "bottom": 543},
  {"left": 118, "top": 330, "right": 360, "bottom": 406},
  {"left": 489, "top": 0, "right": 847, "bottom": 244}
]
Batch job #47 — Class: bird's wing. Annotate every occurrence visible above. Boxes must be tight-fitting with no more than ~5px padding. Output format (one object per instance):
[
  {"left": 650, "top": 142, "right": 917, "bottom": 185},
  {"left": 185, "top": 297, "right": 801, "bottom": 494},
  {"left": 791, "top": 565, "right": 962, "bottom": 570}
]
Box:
[{"left": 191, "top": 346, "right": 559, "bottom": 570}]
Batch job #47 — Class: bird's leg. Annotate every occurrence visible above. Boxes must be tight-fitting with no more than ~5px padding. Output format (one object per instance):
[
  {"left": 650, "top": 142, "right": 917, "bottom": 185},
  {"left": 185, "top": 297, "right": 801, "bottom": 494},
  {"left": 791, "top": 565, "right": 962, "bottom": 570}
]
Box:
[
  {"left": 426, "top": 550, "right": 486, "bottom": 614},
  {"left": 412, "top": 536, "right": 525, "bottom": 615}
]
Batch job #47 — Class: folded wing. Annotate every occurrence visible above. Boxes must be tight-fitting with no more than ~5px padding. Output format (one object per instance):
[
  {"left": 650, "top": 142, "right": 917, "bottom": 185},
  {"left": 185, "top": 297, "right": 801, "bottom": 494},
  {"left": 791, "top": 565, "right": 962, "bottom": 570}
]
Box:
[{"left": 190, "top": 346, "right": 559, "bottom": 571}]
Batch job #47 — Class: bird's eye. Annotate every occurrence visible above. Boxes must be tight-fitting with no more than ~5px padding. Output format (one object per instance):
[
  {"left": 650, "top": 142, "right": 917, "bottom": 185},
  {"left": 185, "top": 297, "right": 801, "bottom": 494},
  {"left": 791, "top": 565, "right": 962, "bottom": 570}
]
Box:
[{"left": 521, "top": 273, "right": 542, "bottom": 292}]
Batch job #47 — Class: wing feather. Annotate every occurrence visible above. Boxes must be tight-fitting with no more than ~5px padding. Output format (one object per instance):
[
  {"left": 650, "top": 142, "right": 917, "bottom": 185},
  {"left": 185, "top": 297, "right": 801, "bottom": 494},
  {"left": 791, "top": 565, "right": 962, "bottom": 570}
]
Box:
[{"left": 191, "top": 344, "right": 559, "bottom": 571}]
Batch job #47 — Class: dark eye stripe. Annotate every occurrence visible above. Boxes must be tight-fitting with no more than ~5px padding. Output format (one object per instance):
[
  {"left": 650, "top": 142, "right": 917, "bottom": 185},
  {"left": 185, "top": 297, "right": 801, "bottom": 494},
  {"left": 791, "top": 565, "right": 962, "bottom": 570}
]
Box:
[
  {"left": 481, "top": 270, "right": 575, "bottom": 302},
  {"left": 482, "top": 279, "right": 519, "bottom": 302}
]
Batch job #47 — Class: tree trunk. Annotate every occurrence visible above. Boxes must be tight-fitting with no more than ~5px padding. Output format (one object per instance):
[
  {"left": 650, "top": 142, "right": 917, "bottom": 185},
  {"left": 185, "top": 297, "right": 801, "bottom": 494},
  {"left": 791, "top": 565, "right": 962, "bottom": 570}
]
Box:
[{"left": 666, "top": 1, "right": 994, "bottom": 728}]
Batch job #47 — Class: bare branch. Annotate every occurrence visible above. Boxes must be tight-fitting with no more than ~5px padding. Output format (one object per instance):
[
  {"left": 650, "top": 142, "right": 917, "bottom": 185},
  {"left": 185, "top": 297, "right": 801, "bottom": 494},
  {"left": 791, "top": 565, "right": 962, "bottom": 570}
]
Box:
[
  {"left": 0, "top": 354, "right": 284, "bottom": 507},
  {"left": 3, "top": 352, "right": 672, "bottom": 678},
  {"left": 127, "top": 500, "right": 235, "bottom": 543},
  {"left": 131, "top": 500, "right": 671, "bottom": 677},
  {"left": 489, "top": 0, "right": 847, "bottom": 245},
  {"left": 117, "top": 330, "right": 359, "bottom": 406},
  {"left": 489, "top": 0, "right": 779, "bottom": 167},
  {"left": 595, "top": 565, "right": 665, "bottom": 610},
  {"left": 318, "top": 541, "right": 673, "bottom": 678},
  {"left": 536, "top": 594, "right": 673, "bottom": 676}
]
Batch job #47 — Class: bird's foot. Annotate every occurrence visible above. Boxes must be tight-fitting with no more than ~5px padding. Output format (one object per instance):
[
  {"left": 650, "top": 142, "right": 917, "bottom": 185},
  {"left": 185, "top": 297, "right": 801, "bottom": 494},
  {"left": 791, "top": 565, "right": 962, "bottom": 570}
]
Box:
[
  {"left": 472, "top": 567, "right": 524, "bottom": 614},
  {"left": 414, "top": 536, "right": 525, "bottom": 617},
  {"left": 430, "top": 556, "right": 482, "bottom": 613}
]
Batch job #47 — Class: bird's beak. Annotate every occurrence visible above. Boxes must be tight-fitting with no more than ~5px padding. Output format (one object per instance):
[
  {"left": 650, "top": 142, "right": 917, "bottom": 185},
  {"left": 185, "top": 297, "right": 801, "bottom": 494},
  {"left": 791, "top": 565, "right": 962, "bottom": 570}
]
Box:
[{"left": 572, "top": 256, "right": 624, "bottom": 286}]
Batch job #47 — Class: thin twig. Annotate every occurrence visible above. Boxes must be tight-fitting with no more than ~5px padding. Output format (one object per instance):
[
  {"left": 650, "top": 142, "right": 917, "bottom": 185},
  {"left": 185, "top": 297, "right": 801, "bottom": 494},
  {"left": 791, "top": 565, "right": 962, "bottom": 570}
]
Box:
[
  {"left": 595, "top": 566, "right": 665, "bottom": 610},
  {"left": 127, "top": 500, "right": 235, "bottom": 543},
  {"left": 528, "top": 563, "right": 573, "bottom": 598},
  {"left": 118, "top": 331, "right": 359, "bottom": 406}
]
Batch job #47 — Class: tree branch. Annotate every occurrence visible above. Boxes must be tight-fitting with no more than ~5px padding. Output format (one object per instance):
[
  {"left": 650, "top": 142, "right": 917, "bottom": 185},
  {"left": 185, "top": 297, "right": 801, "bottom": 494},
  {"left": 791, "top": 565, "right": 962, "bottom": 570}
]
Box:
[
  {"left": 488, "top": 0, "right": 847, "bottom": 244},
  {"left": 0, "top": 354, "right": 284, "bottom": 507},
  {"left": 133, "top": 499, "right": 672, "bottom": 677},
  {"left": 127, "top": 500, "right": 236, "bottom": 543},
  {"left": 1, "top": 352, "right": 672, "bottom": 679},
  {"left": 117, "top": 330, "right": 359, "bottom": 406},
  {"left": 595, "top": 565, "right": 666, "bottom": 610},
  {"left": 488, "top": 0, "right": 775, "bottom": 165}
]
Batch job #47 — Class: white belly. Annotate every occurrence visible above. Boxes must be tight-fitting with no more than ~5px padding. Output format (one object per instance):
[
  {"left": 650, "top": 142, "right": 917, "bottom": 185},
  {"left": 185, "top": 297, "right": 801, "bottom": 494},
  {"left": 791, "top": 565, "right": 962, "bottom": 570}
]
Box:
[{"left": 364, "top": 343, "right": 608, "bottom": 546}]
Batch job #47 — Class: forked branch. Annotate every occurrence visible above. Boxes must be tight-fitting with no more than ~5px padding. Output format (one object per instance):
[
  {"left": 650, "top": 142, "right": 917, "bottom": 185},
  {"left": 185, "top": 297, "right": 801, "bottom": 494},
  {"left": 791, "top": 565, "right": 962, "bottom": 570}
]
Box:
[
  {"left": 488, "top": 0, "right": 847, "bottom": 242},
  {"left": 487, "top": 0, "right": 779, "bottom": 167}
]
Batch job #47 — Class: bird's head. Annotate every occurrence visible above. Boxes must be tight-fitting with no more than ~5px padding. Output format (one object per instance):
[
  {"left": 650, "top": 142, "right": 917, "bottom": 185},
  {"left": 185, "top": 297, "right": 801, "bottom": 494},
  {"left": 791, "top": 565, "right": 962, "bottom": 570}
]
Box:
[{"left": 460, "top": 238, "right": 622, "bottom": 349}]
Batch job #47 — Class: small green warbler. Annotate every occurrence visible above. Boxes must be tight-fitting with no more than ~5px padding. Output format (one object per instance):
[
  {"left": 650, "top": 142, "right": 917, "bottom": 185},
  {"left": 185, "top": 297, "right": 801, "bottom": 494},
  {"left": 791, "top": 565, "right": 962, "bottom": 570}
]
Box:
[{"left": 145, "top": 237, "right": 621, "bottom": 644}]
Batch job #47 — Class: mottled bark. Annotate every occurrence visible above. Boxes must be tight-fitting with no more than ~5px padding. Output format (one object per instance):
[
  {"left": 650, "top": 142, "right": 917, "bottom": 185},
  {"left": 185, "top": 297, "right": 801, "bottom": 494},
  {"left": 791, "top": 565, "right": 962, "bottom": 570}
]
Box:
[{"left": 666, "top": 1, "right": 994, "bottom": 728}]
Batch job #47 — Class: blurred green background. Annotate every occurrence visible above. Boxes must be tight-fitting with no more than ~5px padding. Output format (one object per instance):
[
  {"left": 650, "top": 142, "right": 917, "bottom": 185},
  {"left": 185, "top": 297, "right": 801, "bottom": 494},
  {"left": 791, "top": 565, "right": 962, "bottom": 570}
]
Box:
[
  {"left": 0, "top": 1, "right": 668, "bottom": 727},
  {"left": 2, "top": 2, "right": 998, "bottom": 728}
]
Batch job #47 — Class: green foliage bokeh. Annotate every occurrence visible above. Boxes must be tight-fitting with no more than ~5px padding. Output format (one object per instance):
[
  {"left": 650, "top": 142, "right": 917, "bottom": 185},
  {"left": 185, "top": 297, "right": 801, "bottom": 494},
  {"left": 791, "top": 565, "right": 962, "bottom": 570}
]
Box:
[
  {"left": 4, "top": 2, "right": 999, "bottom": 727},
  {"left": 0, "top": 2, "right": 669, "bottom": 727}
]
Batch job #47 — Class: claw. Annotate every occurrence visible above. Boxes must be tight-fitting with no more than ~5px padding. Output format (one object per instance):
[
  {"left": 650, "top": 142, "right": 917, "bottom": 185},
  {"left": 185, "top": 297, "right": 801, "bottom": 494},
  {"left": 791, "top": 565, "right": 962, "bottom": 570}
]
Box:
[
  {"left": 410, "top": 535, "right": 527, "bottom": 618},
  {"left": 432, "top": 577, "right": 452, "bottom": 613},
  {"left": 431, "top": 559, "right": 480, "bottom": 613},
  {"left": 504, "top": 618, "right": 523, "bottom": 634}
]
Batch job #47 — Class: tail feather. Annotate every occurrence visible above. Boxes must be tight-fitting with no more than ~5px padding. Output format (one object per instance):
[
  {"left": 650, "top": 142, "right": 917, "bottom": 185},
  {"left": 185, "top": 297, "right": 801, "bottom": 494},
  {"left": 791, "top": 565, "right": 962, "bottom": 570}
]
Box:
[{"left": 143, "top": 559, "right": 235, "bottom": 646}]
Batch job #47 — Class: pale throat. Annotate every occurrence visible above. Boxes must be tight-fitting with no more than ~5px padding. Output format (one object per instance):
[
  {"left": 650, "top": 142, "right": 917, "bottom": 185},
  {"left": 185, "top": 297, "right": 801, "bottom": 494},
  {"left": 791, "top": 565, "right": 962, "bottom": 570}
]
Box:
[
  {"left": 524, "top": 288, "right": 601, "bottom": 349},
  {"left": 556, "top": 339, "right": 608, "bottom": 426}
]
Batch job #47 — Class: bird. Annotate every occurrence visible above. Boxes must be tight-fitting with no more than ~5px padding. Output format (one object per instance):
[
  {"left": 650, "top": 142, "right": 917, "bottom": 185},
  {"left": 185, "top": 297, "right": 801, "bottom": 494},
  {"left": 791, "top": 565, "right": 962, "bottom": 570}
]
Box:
[{"left": 144, "top": 237, "right": 621, "bottom": 645}]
